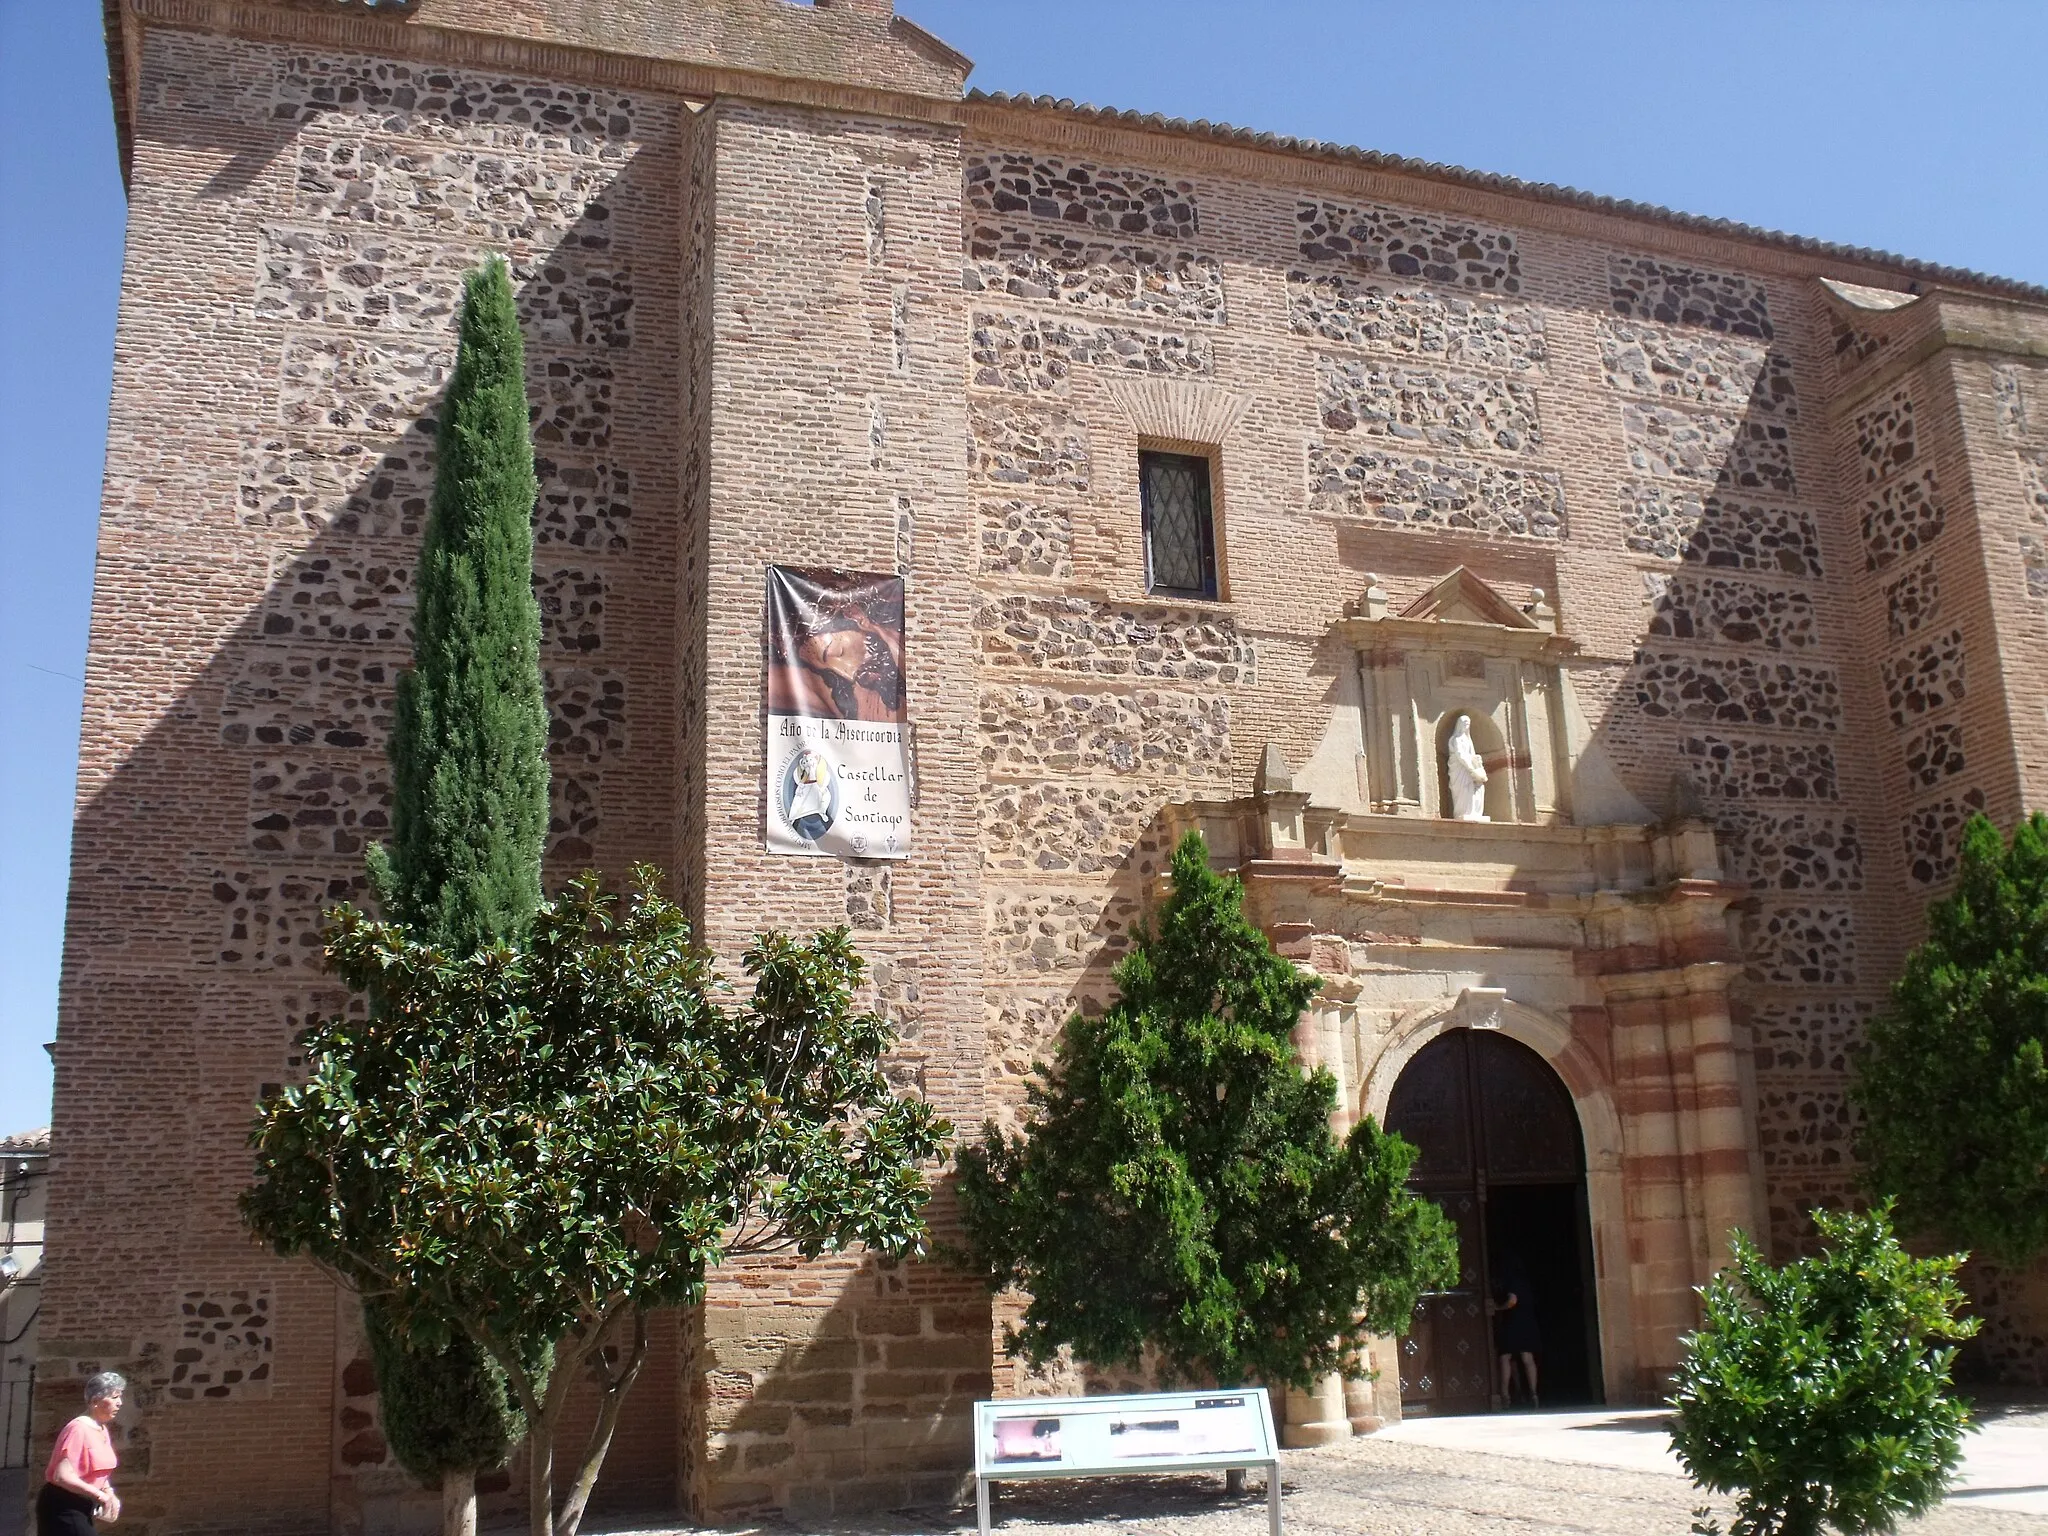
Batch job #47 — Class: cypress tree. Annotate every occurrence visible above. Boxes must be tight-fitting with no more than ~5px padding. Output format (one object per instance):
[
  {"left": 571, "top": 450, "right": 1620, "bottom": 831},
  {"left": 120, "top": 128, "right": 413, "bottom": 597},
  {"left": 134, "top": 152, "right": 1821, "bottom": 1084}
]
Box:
[
  {"left": 363, "top": 255, "right": 549, "bottom": 1531},
  {"left": 369, "top": 254, "right": 549, "bottom": 951}
]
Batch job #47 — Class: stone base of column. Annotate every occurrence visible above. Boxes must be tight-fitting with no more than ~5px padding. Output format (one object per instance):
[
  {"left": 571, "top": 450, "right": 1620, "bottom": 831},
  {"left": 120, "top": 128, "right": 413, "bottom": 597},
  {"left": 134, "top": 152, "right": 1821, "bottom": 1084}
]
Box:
[
  {"left": 1345, "top": 1366, "right": 1390, "bottom": 1434},
  {"left": 1281, "top": 1374, "right": 1354, "bottom": 1447}
]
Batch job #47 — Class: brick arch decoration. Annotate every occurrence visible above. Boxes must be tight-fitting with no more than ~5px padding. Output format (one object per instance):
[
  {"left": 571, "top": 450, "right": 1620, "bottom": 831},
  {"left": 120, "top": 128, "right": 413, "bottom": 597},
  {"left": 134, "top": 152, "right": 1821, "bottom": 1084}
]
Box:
[{"left": 1357, "top": 994, "right": 1638, "bottom": 1407}]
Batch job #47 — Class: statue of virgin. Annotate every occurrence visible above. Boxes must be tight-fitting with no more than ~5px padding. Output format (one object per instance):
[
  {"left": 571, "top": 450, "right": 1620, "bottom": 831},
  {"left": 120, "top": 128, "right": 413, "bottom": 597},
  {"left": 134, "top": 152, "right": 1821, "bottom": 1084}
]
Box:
[{"left": 1446, "top": 713, "right": 1490, "bottom": 822}]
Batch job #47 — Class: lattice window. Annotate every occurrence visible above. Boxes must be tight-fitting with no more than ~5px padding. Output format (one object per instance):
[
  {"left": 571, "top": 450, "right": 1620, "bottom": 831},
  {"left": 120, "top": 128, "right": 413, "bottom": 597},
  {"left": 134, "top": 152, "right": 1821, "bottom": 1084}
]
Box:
[{"left": 1139, "top": 451, "right": 1218, "bottom": 599}]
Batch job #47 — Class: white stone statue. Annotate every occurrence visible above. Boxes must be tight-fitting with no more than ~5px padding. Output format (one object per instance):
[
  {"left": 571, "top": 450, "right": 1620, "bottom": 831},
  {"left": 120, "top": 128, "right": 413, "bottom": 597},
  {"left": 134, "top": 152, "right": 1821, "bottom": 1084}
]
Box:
[{"left": 1446, "top": 713, "right": 1490, "bottom": 822}]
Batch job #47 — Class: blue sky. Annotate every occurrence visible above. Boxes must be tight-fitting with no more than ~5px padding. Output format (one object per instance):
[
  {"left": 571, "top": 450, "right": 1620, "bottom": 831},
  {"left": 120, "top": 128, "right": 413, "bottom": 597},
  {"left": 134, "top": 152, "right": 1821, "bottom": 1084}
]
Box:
[{"left": 3, "top": 0, "right": 2047, "bottom": 1137}]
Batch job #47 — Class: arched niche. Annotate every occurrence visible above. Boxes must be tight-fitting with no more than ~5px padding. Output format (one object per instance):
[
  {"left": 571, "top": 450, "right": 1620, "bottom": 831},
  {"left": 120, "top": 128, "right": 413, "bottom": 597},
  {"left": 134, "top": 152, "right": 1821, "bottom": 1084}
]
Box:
[{"left": 1432, "top": 708, "right": 1513, "bottom": 823}]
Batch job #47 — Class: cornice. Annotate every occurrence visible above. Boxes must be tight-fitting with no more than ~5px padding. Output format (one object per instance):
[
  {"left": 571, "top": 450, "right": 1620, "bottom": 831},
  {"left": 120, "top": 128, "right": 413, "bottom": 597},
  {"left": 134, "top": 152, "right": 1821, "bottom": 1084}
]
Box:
[
  {"left": 101, "top": 2, "right": 2048, "bottom": 340},
  {"left": 1333, "top": 614, "right": 1580, "bottom": 663},
  {"left": 1826, "top": 292, "right": 2048, "bottom": 421}
]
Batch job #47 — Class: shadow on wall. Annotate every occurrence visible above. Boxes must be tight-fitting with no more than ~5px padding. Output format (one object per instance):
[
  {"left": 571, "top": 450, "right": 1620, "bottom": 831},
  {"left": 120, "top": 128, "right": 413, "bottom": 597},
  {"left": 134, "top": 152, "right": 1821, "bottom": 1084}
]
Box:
[
  {"left": 51, "top": 48, "right": 686, "bottom": 1529},
  {"left": 1538, "top": 307, "right": 1868, "bottom": 1270},
  {"left": 693, "top": 1255, "right": 993, "bottom": 1523}
]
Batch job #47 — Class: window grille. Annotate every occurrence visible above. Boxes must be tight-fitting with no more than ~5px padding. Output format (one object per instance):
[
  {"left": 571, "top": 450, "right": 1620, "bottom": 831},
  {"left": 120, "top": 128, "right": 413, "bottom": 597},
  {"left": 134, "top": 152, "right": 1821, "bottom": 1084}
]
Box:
[{"left": 1140, "top": 451, "right": 1218, "bottom": 599}]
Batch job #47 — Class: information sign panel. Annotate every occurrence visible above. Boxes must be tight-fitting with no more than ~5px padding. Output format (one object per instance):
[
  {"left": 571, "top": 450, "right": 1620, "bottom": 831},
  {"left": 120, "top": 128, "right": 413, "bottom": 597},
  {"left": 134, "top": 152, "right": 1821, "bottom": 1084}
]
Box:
[{"left": 972, "top": 1388, "right": 1280, "bottom": 1536}]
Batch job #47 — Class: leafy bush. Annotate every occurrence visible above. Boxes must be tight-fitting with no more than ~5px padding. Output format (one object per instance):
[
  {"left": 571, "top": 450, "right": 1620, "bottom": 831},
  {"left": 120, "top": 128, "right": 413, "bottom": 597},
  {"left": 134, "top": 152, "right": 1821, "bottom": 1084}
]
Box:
[
  {"left": 1854, "top": 811, "right": 2048, "bottom": 1264},
  {"left": 958, "top": 830, "right": 1455, "bottom": 1391},
  {"left": 1669, "top": 1205, "right": 1976, "bottom": 1536}
]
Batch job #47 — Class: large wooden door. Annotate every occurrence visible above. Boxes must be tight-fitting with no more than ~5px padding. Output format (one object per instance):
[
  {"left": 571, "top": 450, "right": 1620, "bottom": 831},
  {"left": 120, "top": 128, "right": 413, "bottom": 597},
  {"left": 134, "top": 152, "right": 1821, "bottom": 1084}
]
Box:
[{"left": 1384, "top": 1028, "right": 1593, "bottom": 1415}]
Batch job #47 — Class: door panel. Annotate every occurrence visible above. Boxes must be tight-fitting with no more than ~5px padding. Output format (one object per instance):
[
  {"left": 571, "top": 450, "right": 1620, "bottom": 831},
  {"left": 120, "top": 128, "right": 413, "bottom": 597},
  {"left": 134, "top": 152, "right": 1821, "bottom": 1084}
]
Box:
[
  {"left": 1396, "top": 1190, "right": 1491, "bottom": 1415},
  {"left": 1473, "top": 1030, "right": 1582, "bottom": 1182},
  {"left": 1384, "top": 1033, "right": 1475, "bottom": 1185}
]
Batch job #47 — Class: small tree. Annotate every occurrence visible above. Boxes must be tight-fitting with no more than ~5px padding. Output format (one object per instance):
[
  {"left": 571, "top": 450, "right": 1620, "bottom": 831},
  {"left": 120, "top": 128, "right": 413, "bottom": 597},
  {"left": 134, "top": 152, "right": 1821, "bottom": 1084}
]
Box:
[
  {"left": 245, "top": 870, "right": 949, "bottom": 1536},
  {"left": 1854, "top": 812, "right": 2048, "bottom": 1265},
  {"left": 958, "top": 830, "right": 1456, "bottom": 1399},
  {"left": 1670, "top": 1205, "right": 1976, "bottom": 1536},
  {"left": 355, "top": 253, "right": 552, "bottom": 1534}
]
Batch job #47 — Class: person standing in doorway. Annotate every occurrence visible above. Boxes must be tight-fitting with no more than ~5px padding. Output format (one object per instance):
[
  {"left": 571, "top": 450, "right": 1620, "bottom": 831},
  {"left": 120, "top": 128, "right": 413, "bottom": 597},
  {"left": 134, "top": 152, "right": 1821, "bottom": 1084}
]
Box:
[
  {"left": 1489, "top": 1254, "right": 1541, "bottom": 1409},
  {"left": 38, "top": 1371, "right": 124, "bottom": 1532}
]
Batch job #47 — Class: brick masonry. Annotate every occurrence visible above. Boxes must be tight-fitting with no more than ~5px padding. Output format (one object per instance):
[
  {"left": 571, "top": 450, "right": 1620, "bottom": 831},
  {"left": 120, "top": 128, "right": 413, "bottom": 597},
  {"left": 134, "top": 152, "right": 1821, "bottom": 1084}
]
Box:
[{"left": 50, "top": 0, "right": 2048, "bottom": 1530}]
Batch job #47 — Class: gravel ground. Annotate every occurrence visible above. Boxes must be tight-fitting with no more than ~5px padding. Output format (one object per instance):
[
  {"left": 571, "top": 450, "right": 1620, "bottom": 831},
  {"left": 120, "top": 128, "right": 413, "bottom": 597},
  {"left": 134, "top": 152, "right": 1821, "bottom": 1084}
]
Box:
[{"left": 593, "top": 1428, "right": 2048, "bottom": 1536}]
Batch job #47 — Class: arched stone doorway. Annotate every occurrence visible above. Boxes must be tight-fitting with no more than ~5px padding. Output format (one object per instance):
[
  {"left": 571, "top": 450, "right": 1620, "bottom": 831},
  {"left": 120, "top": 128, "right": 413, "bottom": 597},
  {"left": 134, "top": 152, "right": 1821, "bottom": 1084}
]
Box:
[{"left": 1384, "top": 1027, "right": 1602, "bottom": 1415}]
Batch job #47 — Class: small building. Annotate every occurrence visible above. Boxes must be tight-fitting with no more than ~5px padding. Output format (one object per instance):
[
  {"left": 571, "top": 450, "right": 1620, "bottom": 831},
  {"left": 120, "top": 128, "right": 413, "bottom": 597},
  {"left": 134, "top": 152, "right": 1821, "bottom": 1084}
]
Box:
[
  {"left": 48, "top": 0, "right": 2048, "bottom": 1528},
  {"left": 1, "top": 1127, "right": 48, "bottom": 1472}
]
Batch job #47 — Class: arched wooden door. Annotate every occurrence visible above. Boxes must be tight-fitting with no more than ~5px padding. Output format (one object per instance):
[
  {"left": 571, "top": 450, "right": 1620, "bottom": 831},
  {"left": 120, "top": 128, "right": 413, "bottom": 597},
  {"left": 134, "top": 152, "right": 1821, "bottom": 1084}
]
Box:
[{"left": 1383, "top": 1028, "right": 1600, "bottom": 1415}]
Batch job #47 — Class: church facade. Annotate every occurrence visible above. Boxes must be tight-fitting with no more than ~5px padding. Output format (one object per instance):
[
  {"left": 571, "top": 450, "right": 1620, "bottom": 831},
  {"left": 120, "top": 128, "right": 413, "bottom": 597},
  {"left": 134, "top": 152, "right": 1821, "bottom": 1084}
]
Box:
[{"left": 48, "top": 0, "right": 2048, "bottom": 1528}]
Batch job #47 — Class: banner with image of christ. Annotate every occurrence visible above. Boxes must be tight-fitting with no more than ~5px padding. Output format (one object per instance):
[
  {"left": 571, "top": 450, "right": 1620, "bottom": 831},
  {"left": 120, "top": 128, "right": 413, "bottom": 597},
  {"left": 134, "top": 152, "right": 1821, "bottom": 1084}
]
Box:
[{"left": 764, "top": 565, "right": 911, "bottom": 860}]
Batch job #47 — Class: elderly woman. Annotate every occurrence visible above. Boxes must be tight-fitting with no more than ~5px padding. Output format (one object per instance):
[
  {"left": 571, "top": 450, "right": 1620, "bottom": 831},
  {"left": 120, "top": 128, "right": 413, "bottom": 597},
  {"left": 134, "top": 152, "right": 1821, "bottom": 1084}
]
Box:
[{"left": 39, "top": 1371, "right": 123, "bottom": 1532}]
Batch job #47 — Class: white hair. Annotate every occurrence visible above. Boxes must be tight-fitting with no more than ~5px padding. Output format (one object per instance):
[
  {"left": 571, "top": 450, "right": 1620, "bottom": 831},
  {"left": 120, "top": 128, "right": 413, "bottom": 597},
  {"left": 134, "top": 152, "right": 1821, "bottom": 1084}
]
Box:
[{"left": 84, "top": 1371, "right": 126, "bottom": 1404}]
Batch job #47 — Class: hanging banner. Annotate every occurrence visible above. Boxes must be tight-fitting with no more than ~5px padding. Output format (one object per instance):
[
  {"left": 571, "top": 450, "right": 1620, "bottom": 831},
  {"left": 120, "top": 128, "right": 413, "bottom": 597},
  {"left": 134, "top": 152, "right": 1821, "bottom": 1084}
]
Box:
[{"left": 764, "top": 565, "right": 911, "bottom": 860}]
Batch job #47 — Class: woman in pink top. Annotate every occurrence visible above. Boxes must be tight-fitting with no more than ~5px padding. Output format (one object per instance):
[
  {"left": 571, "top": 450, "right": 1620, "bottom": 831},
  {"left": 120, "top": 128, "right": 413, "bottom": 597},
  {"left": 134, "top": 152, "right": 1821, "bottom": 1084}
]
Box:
[{"left": 39, "top": 1371, "right": 123, "bottom": 1532}]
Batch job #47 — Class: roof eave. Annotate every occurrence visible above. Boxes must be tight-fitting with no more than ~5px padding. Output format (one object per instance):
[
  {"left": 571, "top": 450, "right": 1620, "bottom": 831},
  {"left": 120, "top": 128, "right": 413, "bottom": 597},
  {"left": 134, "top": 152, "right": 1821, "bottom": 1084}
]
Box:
[{"left": 965, "top": 89, "right": 2048, "bottom": 309}]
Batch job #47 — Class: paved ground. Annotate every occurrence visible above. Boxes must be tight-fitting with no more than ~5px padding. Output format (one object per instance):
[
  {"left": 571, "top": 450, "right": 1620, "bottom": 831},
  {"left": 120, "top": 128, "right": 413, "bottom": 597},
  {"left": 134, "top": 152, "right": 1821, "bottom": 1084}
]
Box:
[
  {"left": 1381, "top": 1405, "right": 2048, "bottom": 1517},
  {"left": 589, "top": 1406, "right": 2048, "bottom": 1536},
  {"left": 4, "top": 1409, "right": 2040, "bottom": 1536}
]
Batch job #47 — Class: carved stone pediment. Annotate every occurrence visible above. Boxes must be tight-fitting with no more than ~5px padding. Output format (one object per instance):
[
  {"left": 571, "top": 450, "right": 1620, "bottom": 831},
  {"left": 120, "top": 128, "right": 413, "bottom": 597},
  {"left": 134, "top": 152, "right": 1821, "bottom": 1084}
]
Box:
[
  {"left": 1399, "top": 567, "right": 1540, "bottom": 629},
  {"left": 1335, "top": 566, "right": 1570, "bottom": 661}
]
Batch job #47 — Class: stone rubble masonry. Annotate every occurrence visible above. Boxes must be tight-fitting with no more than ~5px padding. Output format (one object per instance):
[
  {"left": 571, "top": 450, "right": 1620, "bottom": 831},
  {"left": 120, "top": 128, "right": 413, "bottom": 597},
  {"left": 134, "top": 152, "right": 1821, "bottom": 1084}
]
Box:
[
  {"left": 1713, "top": 807, "right": 1865, "bottom": 892},
  {"left": 1297, "top": 198, "right": 1522, "bottom": 292},
  {"left": 974, "top": 595, "right": 1255, "bottom": 684},
  {"left": 1883, "top": 558, "right": 1943, "bottom": 640},
  {"left": 1860, "top": 465, "right": 1945, "bottom": 571},
  {"left": 1902, "top": 719, "right": 1969, "bottom": 790},
  {"left": 964, "top": 151, "right": 1199, "bottom": 237},
  {"left": 967, "top": 398, "right": 1091, "bottom": 489},
  {"left": 1306, "top": 442, "right": 1565, "bottom": 538},
  {"left": 1854, "top": 387, "right": 1920, "bottom": 482},
  {"left": 1881, "top": 628, "right": 1968, "bottom": 726},
  {"left": 1619, "top": 484, "right": 1824, "bottom": 575},
  {"left": 1902, "top": 789, "right": 1991, "bottom": 887},
  {"left": 964, "top": 222, "right": 1226, "bottom": 324},
  {"left": 1620, "top": 400, "right": 1796, "bottom": 496},
  {"left": 969, "top": 309, "right": 1211, "bottom": 394},
  {"left": 1645, "top": 572, "right": 1816, "bottom": 650},
  {"left": 1315, "top": 358, "right": 1544, "bottom": 455},
  {"left": 1287, "top": 269, "right": 1547, "bottom": 372},
  {"left": 1994, "top": 363, "right": 2031, "bottom": 441},
  {"left": 1679, "top": 734, "right": 1840, "bottom": 800},
  {"left": 1606, "top": 254, "right": 1774, "bottom": 338},
  {"left": 1741, "top": 905, "right": 1857, "bottom": 987},
  {"left": 1598, "top": 318, "right": 1796, "bottom": 418},
  {"left": 1632, "top": 652, "right": 1843, "bottom": 732},
  {"left": 54, "top": 1, "right": 2048, "bottom": 1529}
]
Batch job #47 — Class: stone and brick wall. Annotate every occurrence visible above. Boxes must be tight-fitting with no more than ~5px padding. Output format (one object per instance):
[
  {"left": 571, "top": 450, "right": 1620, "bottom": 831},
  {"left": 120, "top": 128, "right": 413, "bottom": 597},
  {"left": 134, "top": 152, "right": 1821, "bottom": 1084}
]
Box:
[
  {"left": 684, "top": 95, "right": 990, "bottom": 1519},
  {"left": 54, "top": 4, "right": 2048, "bottom": 1530},
  {"left": 52, "top": 21, "right": 685, "bottom": 1532}
]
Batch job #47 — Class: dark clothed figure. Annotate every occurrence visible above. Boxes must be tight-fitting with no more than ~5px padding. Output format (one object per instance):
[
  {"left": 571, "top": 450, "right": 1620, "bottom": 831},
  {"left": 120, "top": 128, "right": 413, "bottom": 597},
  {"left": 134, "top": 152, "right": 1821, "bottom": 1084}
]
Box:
[{"left": 1491, "top": 1253, "right": 1541, "bottom": 1408}]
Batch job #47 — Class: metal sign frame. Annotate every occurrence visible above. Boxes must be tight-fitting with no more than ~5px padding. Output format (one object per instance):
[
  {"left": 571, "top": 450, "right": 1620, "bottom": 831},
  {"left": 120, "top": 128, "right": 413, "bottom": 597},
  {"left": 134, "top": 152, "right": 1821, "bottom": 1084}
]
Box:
[{"left": 972, "top": 1387, "right": 1281, "bottom": 1536}]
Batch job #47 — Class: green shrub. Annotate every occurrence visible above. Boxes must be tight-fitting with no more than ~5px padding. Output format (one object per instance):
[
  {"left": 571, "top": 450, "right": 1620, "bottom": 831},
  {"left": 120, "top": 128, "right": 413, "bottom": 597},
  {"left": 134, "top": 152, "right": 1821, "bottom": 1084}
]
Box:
[
  {"left": 958, "top": 829, "right": 1455, "bottom": 1391},
  {"left": 1854, "top": 811, "right": 2048, "bottom": 1265},
  {"left": 1669, "top": 1205, "right": 1976, "bottom": 1536}
]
